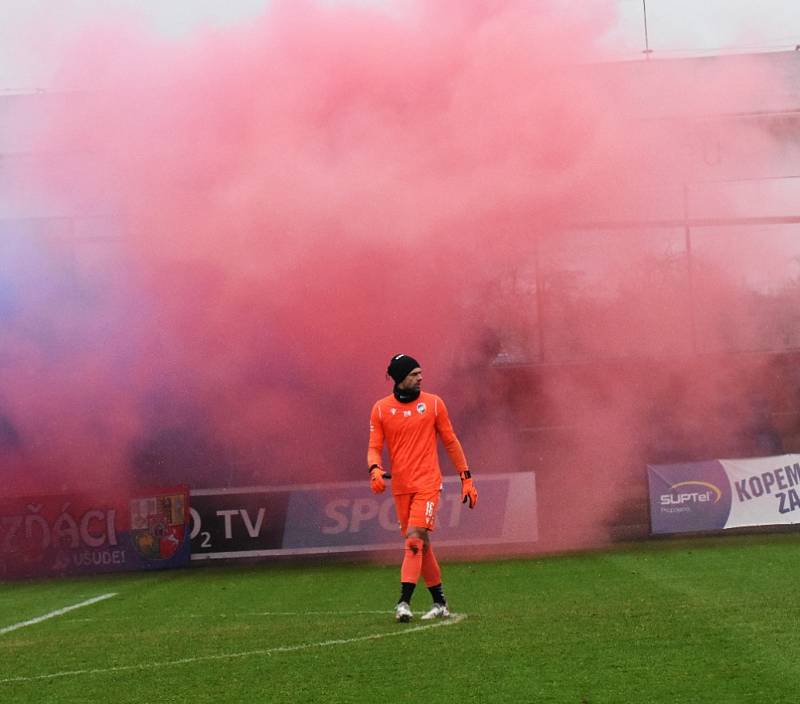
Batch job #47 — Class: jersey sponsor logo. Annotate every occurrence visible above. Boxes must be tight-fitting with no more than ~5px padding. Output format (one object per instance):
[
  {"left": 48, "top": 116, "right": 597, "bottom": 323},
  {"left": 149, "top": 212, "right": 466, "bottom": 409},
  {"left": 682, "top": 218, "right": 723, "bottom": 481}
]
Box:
[
  {"left": 417, "top": 403, "right": 426, "bottom": 414},
  {"left": 404, "top": 410, "right": 412, "bottom": 417}
]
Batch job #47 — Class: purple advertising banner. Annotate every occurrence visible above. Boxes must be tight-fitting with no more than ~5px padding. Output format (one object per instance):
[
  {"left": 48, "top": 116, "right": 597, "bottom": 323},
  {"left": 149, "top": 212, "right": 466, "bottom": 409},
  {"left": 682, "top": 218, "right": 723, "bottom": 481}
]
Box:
[
  {"left": 648, "top": 461, "right": 732, "bottom": 534},
  {"left": 190, "top": 472, "right": 537, "bottom": 560},
  {"left": 648, "top": 454, "right": 800, "bottom": 534},
  {"left": 0, "top": 486, "right": 191, "bottom": 579}
]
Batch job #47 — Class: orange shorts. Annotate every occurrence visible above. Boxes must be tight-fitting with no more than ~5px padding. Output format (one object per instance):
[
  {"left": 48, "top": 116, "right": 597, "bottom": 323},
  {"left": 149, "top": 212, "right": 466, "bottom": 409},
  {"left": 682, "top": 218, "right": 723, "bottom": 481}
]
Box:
[{"left": 393, "top": 489, "right": 441, "bottom": 535}]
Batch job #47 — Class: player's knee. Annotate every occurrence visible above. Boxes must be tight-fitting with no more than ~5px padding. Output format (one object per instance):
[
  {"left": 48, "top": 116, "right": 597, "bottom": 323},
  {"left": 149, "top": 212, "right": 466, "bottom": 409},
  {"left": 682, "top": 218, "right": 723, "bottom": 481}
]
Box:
[
  {"left": 406, "top": 526, "right": 428, "bottom": 542},
  {"left": 405, "top": 536, "right": 424, "bottom": 556}
]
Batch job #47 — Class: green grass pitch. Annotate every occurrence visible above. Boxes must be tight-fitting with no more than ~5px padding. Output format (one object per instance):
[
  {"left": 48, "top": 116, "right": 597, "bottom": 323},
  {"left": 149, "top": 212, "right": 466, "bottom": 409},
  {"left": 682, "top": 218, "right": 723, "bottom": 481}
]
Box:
[{"left": 1, "top": 533, "right": 799, "bottom": 703}]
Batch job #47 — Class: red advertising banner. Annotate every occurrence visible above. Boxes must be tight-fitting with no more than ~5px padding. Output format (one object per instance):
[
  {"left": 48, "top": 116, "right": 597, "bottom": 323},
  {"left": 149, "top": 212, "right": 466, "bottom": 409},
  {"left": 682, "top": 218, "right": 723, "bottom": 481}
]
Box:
[{"left": 0, "top": 486, "right": 190, "bottom": 579}]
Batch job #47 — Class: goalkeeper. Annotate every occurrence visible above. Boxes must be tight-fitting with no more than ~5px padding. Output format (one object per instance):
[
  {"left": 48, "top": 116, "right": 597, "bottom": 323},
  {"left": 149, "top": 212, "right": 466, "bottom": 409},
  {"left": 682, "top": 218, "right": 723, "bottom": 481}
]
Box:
[{"left": 367, "top": 354, "right": 478, "bottom": 622}]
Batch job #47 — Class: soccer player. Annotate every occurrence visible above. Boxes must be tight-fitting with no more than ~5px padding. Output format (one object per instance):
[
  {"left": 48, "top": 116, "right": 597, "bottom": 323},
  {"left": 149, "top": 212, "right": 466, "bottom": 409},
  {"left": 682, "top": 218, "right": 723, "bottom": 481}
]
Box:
[{"left": 367, "top": 353, "right": 478, "bottom": 622}]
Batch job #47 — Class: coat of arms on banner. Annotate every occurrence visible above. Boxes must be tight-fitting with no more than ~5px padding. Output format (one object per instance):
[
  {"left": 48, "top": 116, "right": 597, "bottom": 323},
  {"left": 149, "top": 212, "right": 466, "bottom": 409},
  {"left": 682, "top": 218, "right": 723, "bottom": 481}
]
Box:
[{"left": 130, "top": 493, "right": 186, "bottom": 560}]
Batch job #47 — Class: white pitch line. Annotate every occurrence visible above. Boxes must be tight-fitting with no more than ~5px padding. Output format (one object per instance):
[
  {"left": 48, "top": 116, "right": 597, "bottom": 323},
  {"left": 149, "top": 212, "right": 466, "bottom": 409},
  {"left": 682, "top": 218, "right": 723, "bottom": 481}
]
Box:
[
  {"left": 0, "top": 612, "right": 466, "bottom": 684},
  {"left": 0, "top": 594, "right": 117, "bottom": 636},
  {"left": 67, "top": 609, "right": 396, "bottom": 622}
]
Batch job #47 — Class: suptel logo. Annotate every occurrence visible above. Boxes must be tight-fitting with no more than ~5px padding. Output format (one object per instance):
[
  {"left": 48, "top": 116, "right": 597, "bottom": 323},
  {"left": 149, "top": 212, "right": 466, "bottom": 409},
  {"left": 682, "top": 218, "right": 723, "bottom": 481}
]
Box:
[{"left": 660, "top": 481, "right": 722, "bottom": 506}]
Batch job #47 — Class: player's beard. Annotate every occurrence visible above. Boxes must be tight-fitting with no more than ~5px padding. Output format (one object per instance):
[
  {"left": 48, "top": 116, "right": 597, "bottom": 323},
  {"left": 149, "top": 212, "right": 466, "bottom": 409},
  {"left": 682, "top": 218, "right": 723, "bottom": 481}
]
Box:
[{"left": 393, "top": 385, "right": 421, "bottom": 403}]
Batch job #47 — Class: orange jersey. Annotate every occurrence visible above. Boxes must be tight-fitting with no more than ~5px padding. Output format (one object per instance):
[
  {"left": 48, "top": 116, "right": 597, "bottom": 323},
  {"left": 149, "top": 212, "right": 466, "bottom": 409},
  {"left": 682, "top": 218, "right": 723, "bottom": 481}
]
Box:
[{"left": 367, "top": 391, "right": 468, "bottom": 494}]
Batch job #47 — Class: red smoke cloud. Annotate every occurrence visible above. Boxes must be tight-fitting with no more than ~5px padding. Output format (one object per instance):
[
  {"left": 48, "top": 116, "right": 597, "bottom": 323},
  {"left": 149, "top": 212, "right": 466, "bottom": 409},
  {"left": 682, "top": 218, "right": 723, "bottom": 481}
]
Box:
[{"left": 1, "top": 1, "right": 796, "bottom": 549}]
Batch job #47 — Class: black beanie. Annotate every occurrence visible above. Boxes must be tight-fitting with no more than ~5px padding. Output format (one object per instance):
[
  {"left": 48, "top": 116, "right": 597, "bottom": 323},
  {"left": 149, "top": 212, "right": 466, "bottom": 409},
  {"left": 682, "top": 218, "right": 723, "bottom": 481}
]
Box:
[{"left": 387, "top": 354, "right": 420, "bottom": 384}]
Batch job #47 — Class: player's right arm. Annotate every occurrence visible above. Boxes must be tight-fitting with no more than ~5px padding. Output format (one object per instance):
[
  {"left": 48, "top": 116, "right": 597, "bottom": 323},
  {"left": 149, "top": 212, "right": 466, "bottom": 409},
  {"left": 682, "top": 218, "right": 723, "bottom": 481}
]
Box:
[{"left": 367, "top": 403, "right": 386, "bottom": 493}]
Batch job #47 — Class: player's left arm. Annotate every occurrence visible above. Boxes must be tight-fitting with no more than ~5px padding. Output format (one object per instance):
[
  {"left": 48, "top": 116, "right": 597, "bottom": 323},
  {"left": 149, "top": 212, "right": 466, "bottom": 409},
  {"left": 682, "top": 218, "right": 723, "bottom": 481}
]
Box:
[{"left": 434, "top": 397, "right": 477, "bottom": 508}]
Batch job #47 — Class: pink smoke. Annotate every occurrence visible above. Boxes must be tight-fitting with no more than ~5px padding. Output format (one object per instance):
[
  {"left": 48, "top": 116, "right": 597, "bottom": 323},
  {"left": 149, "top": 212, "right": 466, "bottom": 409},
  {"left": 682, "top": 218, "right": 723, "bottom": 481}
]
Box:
[{"left": 1, "top": 0, "right": 796, "bottom": 550}]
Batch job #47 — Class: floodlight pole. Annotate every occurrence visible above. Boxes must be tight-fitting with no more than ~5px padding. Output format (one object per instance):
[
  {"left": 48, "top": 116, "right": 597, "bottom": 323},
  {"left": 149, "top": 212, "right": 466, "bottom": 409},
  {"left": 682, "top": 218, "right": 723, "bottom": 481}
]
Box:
[
  {"left": 534, "top": 235, "right": 547, "bottom": 363},
  {"left": 683, "top": 183, "right": 698, "bottom": 355},
  {"left": 642, "top": 0, "right": 653, "bottom": 59}
]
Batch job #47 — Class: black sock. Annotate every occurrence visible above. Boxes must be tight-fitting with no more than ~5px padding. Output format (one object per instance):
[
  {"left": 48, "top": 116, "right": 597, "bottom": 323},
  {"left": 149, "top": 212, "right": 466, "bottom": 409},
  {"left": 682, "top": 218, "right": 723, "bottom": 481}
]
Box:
[
  {"left": 399, "top": 582, "right": 416, "bottom": 604},
  {"left": 428, "top": 583, "right": 446, "bottom": 605}
]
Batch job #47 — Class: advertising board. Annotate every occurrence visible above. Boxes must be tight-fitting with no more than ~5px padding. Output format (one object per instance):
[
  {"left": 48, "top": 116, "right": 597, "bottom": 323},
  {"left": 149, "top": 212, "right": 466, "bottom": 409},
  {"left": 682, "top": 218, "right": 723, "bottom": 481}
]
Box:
[
  {"left": 0, "top": 486, "right": 190, "bottom": 578},
  {"left": 190, "top": 472, "right": 537, "bottom": 559},
  {"left": 649, "top": 455, "right": 800, "bottom": 534}
]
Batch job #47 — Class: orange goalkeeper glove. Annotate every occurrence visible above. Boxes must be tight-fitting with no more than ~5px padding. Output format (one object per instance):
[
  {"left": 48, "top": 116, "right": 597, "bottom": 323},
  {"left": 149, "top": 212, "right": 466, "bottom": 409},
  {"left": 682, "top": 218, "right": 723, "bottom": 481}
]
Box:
[
  {"left": 460, "top": 471, "right": 477, "bottom": 509},
  {"left": 369, "top": 465, "right": 386, "bottom": 494}
]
